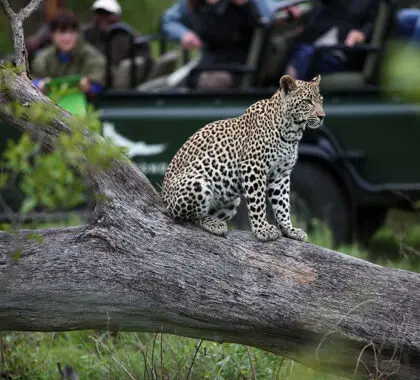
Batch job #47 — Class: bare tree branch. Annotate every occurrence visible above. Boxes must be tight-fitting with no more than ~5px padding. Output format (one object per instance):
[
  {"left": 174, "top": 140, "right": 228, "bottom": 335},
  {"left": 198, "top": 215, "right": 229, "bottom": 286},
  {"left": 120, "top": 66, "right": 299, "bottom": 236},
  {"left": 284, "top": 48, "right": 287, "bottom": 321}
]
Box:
[
  {"left": 0, "top": 0, "right": 15, "bottom": 18},
  {"left": 20, "top": 0, "right": 43, "bottom": 20},
  {"left": 0, "top": 0, "right": 44, "bottom": 71},
  {"left": 0, "top": 66, "right": 419, "bottom": 380}
]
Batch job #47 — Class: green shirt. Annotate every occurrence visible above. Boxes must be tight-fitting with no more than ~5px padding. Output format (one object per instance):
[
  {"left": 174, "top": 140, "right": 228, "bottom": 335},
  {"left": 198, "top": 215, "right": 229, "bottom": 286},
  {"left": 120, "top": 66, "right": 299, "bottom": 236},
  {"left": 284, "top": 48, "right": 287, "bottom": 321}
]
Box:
[{"left": 31, "top": 38, "right": 106, "bottom": 86}]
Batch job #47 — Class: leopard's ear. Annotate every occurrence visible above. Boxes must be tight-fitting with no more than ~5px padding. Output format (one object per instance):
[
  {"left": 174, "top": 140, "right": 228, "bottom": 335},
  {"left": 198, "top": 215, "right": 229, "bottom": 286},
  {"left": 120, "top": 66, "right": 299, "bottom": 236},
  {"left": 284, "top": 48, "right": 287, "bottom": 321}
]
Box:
[
  {"left": 311, "top": 74, "right": 321, "bottom": 85},
  {"left": 279, "top": 75, "right": 297, "bottom": 95}
]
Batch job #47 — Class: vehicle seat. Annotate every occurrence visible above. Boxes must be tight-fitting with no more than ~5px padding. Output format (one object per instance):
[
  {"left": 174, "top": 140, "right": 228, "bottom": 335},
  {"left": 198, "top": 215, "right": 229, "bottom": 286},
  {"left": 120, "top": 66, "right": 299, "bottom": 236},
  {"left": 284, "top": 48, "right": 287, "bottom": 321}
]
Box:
[
  {"left": 320, "top": 0, "right": 394, "bottom": 91},
  {"left": 240, "top": 2, "right": 311, "bottom": 89},
  {"left": 146, "top": 49, "right": 180, "bottom": 81},
  {"left": 113, "top": 57, "right": 148, "bottom": 89},
  {"left": 251, "top": 2, "right": 312, "bottom": 88},
  {"left": 137, "top": 55, "right": 200, "bottom": 92}
]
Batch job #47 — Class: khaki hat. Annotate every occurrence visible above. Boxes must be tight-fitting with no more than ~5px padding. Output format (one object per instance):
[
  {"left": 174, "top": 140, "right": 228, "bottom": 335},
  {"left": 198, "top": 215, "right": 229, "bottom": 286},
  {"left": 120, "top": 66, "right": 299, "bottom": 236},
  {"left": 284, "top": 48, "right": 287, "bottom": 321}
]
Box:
[{"left": 92, "top": 0, "right": 122, "bottom": 15}]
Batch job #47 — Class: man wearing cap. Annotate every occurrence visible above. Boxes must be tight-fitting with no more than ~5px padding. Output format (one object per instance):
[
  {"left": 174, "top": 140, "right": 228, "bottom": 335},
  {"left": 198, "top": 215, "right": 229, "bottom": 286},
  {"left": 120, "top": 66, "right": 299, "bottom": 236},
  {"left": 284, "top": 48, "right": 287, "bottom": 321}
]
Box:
[{"left": 83, "top": 0, "right": 153, "bottom": 73}]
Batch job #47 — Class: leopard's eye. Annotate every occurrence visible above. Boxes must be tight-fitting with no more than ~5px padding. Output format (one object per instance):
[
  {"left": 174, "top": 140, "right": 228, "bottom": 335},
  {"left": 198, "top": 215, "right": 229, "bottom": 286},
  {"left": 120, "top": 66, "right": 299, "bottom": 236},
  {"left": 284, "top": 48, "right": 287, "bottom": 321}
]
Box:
[{"left": 303, "top": 98, "right": 313, "bottom": 104}]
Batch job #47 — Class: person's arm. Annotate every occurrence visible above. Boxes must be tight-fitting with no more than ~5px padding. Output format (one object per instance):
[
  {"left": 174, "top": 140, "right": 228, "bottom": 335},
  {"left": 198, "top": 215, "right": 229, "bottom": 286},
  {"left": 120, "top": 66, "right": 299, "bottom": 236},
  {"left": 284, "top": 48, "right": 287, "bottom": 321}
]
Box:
[
  {"left": 251, "top": 0, "right": 276, "bottom": 21},
  {"left": 360, "top": 0, "right": 381, "bottom": 41},
  {"left": 345, "top": 0, "right": 380, "bottom": 47},
  {"left": 30, "top": 49, "right": 50, "bottom": 92},
  {"left": 161, "top": 0, "right": 193, "bottom": 41},
  {"left": 82, "top": 46, "right": 107, "bottom": 94},
  {"left": 31, "top": 49, "right": 47, "bottom": 79}
]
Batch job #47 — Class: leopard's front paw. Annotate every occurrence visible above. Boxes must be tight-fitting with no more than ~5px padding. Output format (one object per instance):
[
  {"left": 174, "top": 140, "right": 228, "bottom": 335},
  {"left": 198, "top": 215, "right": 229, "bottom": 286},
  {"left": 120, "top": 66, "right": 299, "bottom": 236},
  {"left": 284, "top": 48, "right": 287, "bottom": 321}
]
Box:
[
  {"left": 254, "top": 222, "right": 281, "bottom": 242},
  {"left": 282, "top": 227, "right": 307, "bottom": 242},
  {"left": 198, "top": 216, "right": 228, "bottom": 236}
]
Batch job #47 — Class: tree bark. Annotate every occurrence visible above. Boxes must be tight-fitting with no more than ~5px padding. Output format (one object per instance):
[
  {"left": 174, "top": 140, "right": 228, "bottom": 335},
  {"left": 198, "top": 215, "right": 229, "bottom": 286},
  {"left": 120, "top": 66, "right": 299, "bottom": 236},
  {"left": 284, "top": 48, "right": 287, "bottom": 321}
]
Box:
[
  {"left": 0, "top": 70, "right": 419, "bottom": 380},
  {"left": 0, "top": 0, "right": 44, "bottom": 70}
]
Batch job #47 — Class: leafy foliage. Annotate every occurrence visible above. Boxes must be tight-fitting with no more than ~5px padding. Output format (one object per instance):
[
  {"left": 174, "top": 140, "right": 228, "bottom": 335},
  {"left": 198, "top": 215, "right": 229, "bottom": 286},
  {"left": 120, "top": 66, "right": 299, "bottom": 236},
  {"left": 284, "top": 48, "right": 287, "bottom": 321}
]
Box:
[
  {"left": 0, "top": 83, "right": 122, "bottom": 217},
  {"left": 2, "top": 133, "right": 86, "bottom": 213},
  {"left": 381, "top": 41, "right": 420, "bottom": 102}
]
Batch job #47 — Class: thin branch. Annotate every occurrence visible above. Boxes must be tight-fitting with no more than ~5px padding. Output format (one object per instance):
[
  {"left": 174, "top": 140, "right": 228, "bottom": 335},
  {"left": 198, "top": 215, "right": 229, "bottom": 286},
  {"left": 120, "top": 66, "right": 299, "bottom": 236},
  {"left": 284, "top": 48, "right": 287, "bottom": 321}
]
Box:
[
  {"left": 98, "top": 340, "right": 136, "bottom": 380},
  {"left": 151, "top": 332, "right": 158, "bottom": 380},
  {"left": 0, "top": 0, "right": 44, "bottom": 71},
  {"left": 185, "top": 340, "right": 203, "bottom": 380},
  {"left": 245, "top": 346, "right": 257, "bottom": 380},
  {"left": 160, "top": 330, "right": 164, "bottom": 380},
  {"left": 133, "top": 334, "right": 152, "bottom": 380},
  {"left": 19, "top": 0, "right": 43, "bottom": 20},
  {"left": 0, "top": 0, "right": 16, "bottom": 19}
]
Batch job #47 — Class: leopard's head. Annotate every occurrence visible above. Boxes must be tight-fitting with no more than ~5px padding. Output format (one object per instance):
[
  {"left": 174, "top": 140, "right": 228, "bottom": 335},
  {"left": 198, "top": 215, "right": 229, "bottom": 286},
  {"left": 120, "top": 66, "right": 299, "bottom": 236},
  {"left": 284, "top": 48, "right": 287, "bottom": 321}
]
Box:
[{"left": 279, "top": 74, "right": 325, "bottom": 130}]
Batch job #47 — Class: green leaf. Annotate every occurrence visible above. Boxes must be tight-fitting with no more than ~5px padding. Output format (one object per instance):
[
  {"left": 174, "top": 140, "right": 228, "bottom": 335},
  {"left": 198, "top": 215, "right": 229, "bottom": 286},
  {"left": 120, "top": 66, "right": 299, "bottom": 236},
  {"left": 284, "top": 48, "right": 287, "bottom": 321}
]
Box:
[
  {"left": 0, "top": 223, "right": 12, "bottom": 232},
  {"left": 21, "top": 197, "right": 37, "bottom": 214},
  {"left": 12, "top": 248, "right": 22, "bottom": 262},
  {"left": 27, "top": 233, "right": 44, "bottom": 244},
  {"left": 0, "top": 172, "right": 9, "bottom": 188}
]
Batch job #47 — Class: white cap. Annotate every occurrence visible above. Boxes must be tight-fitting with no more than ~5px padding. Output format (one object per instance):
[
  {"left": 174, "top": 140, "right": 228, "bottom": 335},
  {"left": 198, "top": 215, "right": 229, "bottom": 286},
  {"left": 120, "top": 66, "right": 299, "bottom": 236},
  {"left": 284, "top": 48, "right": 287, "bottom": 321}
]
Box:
[{"left": 92, "top": 0, "right": 122, "bottom": 15}]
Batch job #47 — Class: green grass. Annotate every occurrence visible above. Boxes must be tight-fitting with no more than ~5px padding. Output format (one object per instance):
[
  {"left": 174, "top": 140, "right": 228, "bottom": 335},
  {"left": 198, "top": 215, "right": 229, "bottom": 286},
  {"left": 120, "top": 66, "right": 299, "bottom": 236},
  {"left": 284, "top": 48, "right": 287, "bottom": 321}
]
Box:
[
  {"left": 1, "top": 210, "right": 419, "bottom": 379},
  {"left": 0, "top": 331, "right": 346, "bottom": 379}
]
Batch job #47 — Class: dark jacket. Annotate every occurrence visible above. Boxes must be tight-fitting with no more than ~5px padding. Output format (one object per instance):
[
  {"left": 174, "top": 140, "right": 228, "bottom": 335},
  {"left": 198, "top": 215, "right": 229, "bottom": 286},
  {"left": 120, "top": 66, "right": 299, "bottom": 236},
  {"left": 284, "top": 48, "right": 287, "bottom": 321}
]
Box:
[
  {"left": 82, "top": 23, "right": 153, "bottom": 74},
  {"left": 31, "top": 38, "right": 106, "bottom": 86},
  {"left": 297, "top": 0, "right": 380, "bottom": 44},
  {"left": 162, "top": 0, "right": 269, "bottom": 65}
]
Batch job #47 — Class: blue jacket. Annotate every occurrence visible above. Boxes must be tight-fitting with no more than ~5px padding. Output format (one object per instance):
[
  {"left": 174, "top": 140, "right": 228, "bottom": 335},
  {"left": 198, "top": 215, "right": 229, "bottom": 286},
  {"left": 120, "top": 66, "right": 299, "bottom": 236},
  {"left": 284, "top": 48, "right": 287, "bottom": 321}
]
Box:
[{"left": 161, "top": 0, "right": 276, "bottom": 64}]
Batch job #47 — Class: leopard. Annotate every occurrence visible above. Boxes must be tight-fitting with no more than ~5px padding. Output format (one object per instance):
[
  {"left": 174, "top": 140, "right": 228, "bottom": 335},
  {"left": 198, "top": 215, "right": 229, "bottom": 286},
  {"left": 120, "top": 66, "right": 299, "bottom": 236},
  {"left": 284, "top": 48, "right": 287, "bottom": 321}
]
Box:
[{"left": 161, "top": 74, "right": 325, "bottom": 242}]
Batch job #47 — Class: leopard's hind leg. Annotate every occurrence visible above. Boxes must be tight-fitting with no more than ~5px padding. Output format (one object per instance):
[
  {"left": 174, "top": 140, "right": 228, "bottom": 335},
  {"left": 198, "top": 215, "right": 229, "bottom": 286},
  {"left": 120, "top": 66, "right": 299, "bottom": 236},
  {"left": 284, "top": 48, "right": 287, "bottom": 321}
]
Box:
[
  {"left": 163, "top": 173, "right": 229, "bottom": 236},
  {"left": 209, "top": 197, "right": 241, "bottom": 222}
]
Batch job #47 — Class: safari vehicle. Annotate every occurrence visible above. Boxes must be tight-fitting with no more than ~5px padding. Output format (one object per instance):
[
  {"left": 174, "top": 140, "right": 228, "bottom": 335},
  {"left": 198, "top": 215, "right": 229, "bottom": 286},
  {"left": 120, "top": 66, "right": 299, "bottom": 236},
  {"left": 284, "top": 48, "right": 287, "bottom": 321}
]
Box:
[{"left": 1, "top": 0, "right": 419, "bottom": 245}]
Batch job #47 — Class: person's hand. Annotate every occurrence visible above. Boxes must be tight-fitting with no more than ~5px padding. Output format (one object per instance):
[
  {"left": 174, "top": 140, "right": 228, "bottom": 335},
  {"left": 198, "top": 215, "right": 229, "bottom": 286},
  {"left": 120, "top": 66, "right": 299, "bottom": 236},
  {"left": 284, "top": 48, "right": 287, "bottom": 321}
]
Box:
[
  {"left": 80, "top": 76, "right": 91, "bottom": 93},
  {"left": 37, "top": 77, "right": 50, "bottom": 93},
  {"left": 287, "top": 5, "right": 302, "bottom": 19},
  {"left": 345, "top": 30, "right": 366, "bottom": 47},
  {"left": 181, "top": 31, "right": 202, "bottom": 50}
]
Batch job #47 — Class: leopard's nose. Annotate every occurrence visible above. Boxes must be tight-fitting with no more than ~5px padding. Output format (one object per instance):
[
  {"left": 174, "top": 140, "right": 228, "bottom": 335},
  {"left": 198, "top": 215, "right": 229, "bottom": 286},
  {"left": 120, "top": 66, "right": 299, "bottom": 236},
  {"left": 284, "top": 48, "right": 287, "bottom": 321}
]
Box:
[{"left": 318, "top": 115, "right": 324, "bottom": 122}]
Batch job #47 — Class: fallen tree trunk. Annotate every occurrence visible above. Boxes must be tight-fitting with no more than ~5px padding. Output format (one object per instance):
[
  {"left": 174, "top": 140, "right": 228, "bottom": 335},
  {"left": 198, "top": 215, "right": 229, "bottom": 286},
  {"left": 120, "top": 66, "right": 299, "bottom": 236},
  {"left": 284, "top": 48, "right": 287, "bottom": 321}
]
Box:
[{"left": 0, "top": 71, "right": 419, "bottom": 380}]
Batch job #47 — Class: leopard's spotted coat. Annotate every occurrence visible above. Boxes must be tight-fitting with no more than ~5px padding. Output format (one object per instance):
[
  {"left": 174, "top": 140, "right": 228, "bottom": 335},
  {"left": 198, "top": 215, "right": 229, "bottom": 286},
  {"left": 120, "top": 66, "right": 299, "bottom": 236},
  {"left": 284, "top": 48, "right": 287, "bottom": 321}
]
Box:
[{"left": 162, "top": 75, "right": 325, "bottom": 241}]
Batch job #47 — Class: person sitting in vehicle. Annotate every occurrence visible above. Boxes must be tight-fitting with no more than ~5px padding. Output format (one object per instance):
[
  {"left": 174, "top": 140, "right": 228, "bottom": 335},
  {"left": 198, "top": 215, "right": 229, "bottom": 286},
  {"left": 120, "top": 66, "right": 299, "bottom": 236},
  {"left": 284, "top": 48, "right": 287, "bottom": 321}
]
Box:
[
  {"left": 161, "top": 0, "right": 275, "bottom": 89},
  {"left": 82, "top": 0, "right": 154, "bottom": 77},
  {"left": 31, "top": 10, "right": 106, "bottom": 96},
  {"left": 285, "top": 0, "right": 380, "bottom": 81},
  {"left": 395, "top": 6, "right": 420, "bottom": 47}
]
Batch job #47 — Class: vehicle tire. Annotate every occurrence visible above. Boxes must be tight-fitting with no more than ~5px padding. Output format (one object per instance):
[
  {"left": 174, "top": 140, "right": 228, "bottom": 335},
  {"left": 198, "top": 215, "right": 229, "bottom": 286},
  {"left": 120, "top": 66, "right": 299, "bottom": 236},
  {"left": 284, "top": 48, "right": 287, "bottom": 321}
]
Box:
[{"left": 289, "top": 161, "right": 351, "bottom": 245}]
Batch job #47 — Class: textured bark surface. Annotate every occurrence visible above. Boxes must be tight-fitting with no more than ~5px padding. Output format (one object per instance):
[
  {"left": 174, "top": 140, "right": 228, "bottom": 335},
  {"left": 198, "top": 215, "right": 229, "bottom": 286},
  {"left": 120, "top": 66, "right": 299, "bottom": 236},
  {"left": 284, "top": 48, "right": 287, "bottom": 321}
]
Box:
[
  {"left": 0, "top": 0, "right": 43, "bottom": 70},
  {"left": 0, "top": 71, "right": 419, "bottom": 380}
]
